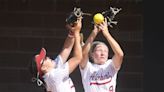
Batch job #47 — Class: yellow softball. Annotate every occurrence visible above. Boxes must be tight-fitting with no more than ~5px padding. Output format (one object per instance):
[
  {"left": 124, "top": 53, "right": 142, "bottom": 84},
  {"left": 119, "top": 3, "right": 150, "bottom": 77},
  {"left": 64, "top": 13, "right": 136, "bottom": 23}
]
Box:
[{"left": 93, "top": 13, "right": 104, "bottom": 24}]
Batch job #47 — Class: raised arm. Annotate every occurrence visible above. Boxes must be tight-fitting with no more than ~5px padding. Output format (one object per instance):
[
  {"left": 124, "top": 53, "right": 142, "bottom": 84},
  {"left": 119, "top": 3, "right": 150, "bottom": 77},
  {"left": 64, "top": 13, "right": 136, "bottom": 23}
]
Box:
[
  {"left": 67, "top": 18, "right": 83, "bottom": 74},
  {"left": 79, "top": 25, "right": 100, "bottom": 69},
  {"left": 100, "top": 18, "right": 124, "bottom": 70},
  {"left": 59, "top": 30, "right": 75, "bottom": 63}
]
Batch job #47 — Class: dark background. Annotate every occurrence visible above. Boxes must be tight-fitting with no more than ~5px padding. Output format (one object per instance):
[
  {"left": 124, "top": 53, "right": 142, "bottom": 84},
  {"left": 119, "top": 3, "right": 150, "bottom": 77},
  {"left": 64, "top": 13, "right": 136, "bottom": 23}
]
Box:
[
  {"left": 144, "top": 0, "right": 164, "bottom": 92},
  {"left": 0, "top": 0, "right": 144, "bottom": 92}
]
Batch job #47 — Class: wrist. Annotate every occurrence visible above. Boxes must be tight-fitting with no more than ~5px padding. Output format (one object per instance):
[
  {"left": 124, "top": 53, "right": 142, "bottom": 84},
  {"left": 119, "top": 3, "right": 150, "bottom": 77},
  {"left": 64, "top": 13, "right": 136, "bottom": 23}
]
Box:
[
  {"left": 68, "top": 31, "right": 74, "bottom": 38},
  {"left": 93, "top": 29, "right": 99, "bottom": 35},
  {"left": 74, "top": 31, "right": 80, "bottom": 36},
  {"left": 103, "top": 31, "right": 111, "bottom": 37}
]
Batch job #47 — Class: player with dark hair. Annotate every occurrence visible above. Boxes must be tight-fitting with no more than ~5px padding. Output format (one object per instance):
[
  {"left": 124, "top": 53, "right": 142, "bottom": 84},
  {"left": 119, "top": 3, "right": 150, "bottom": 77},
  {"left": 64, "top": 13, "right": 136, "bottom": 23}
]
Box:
[{"left": 29, "top": 17, "right": 82, "bottom": 92}]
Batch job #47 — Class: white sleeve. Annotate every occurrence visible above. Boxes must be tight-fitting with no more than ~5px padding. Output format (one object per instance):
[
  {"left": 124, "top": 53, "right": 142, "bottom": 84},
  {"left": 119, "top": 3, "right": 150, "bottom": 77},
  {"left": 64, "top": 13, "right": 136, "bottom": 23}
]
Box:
[
  {"left": 79, "top": 60, "right": 92, "bottom": 79},
  {"left": 61, "top": 62, "right": 69, "bottom": 77},
  {"left": 107, "top": 59, "right": 118, "bottom": 75},
  {"left": 54, "top": 55, "right": 64, "bottom": 67},
  {"left": 53, "top": 62, "right": 69, "bottom": 79},
  {"left": 51, "top": 62, "right": 69, "bottom": 81}
]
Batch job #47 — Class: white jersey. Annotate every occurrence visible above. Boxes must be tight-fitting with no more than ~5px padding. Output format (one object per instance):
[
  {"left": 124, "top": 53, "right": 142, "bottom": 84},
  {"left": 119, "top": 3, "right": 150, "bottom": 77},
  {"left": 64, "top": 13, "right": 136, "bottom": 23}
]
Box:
[
  {"left": 80, "top": 59, "right": 118, "bottom": 92},
  {"left": 43, "top": 55, "right": 75, "bottom": 92}
]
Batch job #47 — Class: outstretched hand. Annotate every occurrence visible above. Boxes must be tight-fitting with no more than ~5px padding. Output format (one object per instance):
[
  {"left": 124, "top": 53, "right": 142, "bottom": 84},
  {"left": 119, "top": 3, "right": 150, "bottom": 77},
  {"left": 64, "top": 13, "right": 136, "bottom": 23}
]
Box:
[
  {"left": 97, "top": 18, "right": 109, "bottom": 34},
  {"left": 66, "top": 17, "right": 82, "bottom": 34}
]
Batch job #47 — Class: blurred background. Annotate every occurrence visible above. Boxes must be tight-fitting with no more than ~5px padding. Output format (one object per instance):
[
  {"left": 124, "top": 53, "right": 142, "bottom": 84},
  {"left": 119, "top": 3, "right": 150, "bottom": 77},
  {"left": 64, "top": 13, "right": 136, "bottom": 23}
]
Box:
[{"left": 0, "top": 0, "right": 143, "bottom": 92}]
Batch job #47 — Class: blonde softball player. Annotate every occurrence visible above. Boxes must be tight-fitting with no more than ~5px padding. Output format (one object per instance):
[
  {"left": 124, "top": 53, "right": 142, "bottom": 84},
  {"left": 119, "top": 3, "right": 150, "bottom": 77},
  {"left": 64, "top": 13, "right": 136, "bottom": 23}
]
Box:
[{"left": 79, "top": 18, "right": 124, "bottom": 92}]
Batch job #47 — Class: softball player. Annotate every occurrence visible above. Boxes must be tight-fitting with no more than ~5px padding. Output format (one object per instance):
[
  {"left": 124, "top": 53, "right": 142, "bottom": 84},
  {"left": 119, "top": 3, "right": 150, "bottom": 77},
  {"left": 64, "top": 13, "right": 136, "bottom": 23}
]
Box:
[
  {"left": 79, "top": 18, "right": 124, "bottom": 92},
  {"left": 30, "top": 18, "right": 82, "bottom": 92}
]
